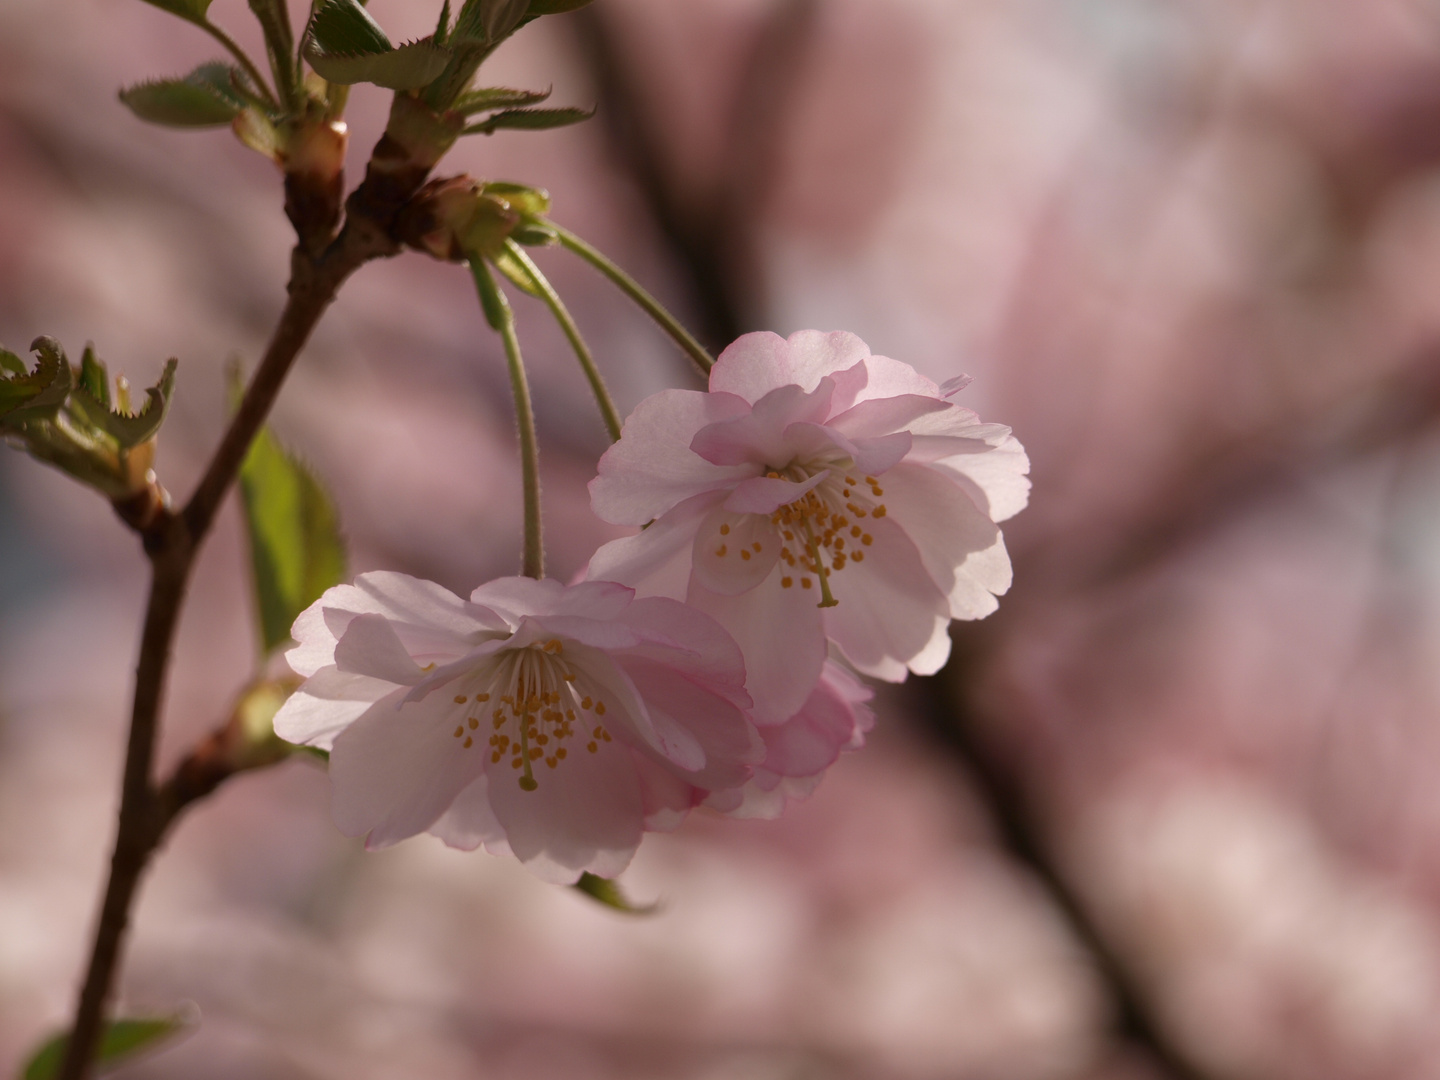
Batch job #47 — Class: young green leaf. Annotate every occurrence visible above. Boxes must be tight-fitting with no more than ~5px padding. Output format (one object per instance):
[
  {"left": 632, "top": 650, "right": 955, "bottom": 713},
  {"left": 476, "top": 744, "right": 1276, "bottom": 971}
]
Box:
[
  {"left": 307, "top": 0, "right": 393, "bottom": 57},
  {"left": 22, "top": 1012, "right": 195, "bottom": 1080},
  {"left": 452, "top": 85, "right": 551, "bottom": 115},
  {"left": 572, "top": 872, "right": 658, "bottom": 915},
  {"left": 307, "top": 39, "right": 451, "bottom": 90},
  {"left": 70, "top": 359, "right": 178, "bottom": 449},
  {"left": 119, "top": 76, "right": 241, "bottom": 127},
  {"left": 1, "top": 338, "right": 72, "bottom": 424},
  {"left": 135, "top": 0, "right": 214, "bottom": 22},
  {"left": 78, "top": 346, "right": 110, "bottom": 409},
  {"left": 463, "top": 105, "right": 593, "bottom": 136},
  {"left": 238, "top": 413, "right": 348, "bottom": 654}
]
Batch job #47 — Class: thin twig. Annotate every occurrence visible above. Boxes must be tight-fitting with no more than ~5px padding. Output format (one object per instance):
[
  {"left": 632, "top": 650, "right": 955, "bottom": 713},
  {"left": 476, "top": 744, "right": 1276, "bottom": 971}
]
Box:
[
  {"left": 55, "top": 109, "right": 436, "bottom": 1077},
  {"left": 504, "top": 240, "right": 623, "bottom": 442},
  {"left": 471, "top": 256, "right": 545, "bottom": 579},
  {"left": 198, "top": 19, "right": 279, "bottom": 111},
  {"left": 551, "top": 223, "right": 714, "bottom": 376}
]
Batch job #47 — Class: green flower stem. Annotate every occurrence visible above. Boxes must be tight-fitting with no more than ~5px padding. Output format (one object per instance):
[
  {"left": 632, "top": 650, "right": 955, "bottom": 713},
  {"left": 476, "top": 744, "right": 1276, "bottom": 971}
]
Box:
[
  {"left": 199, "top": 19, "right": 279, "bottom": 111},
  {"left": 247, "top": 0, "right": 301, "bottom": 113},
  {"left": 549, "top": 222, "right": 715, "bottom": 377},
  {"left": 470, "top": 256, "right": 544, "bottom": 580},
  {"left": 503, "top": 240, "right": 623, "bottom": 443}
]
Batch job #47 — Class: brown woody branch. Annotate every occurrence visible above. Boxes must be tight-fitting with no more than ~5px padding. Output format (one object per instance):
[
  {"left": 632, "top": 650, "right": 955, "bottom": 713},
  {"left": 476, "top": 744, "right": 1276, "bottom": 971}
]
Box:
[{"left": 55, "top": 114, "right": 439, "bottom": 1080}]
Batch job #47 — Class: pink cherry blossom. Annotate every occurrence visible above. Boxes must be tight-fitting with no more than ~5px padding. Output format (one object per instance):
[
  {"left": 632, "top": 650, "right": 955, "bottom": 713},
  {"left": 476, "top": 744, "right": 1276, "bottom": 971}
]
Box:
[
  {"left": 273, "top": 572, "right": 762, "bottom": 883},
  {"left": 588, "top": 330, "right": 1029, "bottom": 720},
  {"left": 708, "top": 660, "right": 875, "bottom": 819}
]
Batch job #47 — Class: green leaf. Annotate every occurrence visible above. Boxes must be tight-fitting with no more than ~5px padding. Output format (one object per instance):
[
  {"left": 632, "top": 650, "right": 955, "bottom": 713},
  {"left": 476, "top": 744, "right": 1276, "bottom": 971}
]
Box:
[
  {"left": 307, "top": 39, "right": 451, "bottom": 90},
  {"left": 135, "top": 0, "right": 213, "bottom": 22},
  {"left": 70, "top": 359, "right": 178, "bottom": 449},
  {"left": 0, "top": 347, "right": 28, "bottom": 376},
  {"left": 463, "top": 105, "right": 593, "bottom": 136},
  {"left": 237, "top": 401, "right": 348, "bottom": 654},
  {"left": 452, "top": 85, "right": 551, "bottom": 116},
  {"left": 1, "top": 338, "right": 72, "bottom": 424},
  {"left": 307, "top": 0, "right": 392, "bottom": 56},
  {"left": 572, "top": 872, "right": 658, "bottom": 915},
  {"left": 119, "top": 75, "right": 241, "bottom": 127},
  {"left": 22, "top": 1012, "right": 195, "bottom": 1080},
  {"left": 187, "top": 62, "right": 257, "bottom": 110},
  {"left": 434, "top": 0, "right": 452, "bottom": 44},
  {"left": 78, "top": 346, "right": 110, "bottom": 409}
]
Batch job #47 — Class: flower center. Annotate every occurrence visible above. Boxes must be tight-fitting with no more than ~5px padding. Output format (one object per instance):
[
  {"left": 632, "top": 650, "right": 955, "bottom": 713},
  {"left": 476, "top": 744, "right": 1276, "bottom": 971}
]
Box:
[
  {"left": 767, "top": 464, "right": 886, "bottom": 607},
  {"left": 448, "top": 638, "right": 613, "bottom": 791}
]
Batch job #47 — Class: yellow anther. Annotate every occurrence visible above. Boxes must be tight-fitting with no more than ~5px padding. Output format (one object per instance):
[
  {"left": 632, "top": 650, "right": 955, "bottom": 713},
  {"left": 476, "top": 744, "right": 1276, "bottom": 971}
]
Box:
[
  {"left": 719, "top": 523, "right": 731, "bottom": 535},
  {"left": 587, "top": 740, "right": 598, "bottom": 753},
  {"left": 752, "top": 542, "right": 762, "bottom": 552},
  {"left": 476, "top": 692, "right": 490, "bottom": 702},
  {"left": 802, "top": 578, "right": 813, "bottom": 589},
  {"left": 468, "top": 717, "right": 479, "bottom": 730},
  {"left": 716, "top": 544, "right": 728, "bottom": 557},
  {"left": 852, "top": 526, "right": 862, "bottom": 537},
  {"left": 862, "top": 534, "right": 873, "bottom": 545},
  {"left": 581, "top": 696, "right": 593, "bottom": 709},
  {"left": 740, "top": 550, "right": 751, "bottom": 561},
  {"left": 595, "top": 701, "right": 606, "bottom": 716},
  {"left": 454, "top": 726, "right": 464, "bottom": 738},
  {"left": 463, "top": 736, "right": 473, "bottom": 748},
  {"left": 454, "top": 695, "right": 468, "bottom": 704},
  {"left": 853, "top": 551, "right": 865, "bottom": 562},
  {"left": 556, "top": 747, "right": 567, "bottom": 760},
  {"left": 873, "top": 504, "right": 887, "bottom": 518},
  {"left": 781, "top": 576, "right": 794, "bottom": 588},
  {"left": 491, "top": 751, "right": 502, "bottom": 763}
]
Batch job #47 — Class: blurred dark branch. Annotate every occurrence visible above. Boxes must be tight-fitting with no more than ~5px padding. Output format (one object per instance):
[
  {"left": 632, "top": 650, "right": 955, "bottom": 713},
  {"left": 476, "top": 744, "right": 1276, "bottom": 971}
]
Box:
[
  {"left": 569, "top": 0, "right": 819, "bottom": 351},
  {"left": 570, "top": 6, "right": 1210, "bottom": 1078},
  {"left": 1082, "top": 351, "right": 1440, "bottom": 589},
  {"left": 920, "top": 655, "right": 1208, "bottom": 1080}
]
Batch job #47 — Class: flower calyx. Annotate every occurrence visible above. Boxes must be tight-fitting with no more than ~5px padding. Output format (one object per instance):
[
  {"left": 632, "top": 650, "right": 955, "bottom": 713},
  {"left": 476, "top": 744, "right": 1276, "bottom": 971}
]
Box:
[{"left": 398, "top": 176, "right": 554, "bottom": 262}]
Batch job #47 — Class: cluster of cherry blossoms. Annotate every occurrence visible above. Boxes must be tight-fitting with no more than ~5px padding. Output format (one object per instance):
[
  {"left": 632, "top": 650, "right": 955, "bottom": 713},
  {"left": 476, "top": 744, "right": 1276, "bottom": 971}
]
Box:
[{"left": 274, "top": 330, "right": 1030, "bottom": 882}]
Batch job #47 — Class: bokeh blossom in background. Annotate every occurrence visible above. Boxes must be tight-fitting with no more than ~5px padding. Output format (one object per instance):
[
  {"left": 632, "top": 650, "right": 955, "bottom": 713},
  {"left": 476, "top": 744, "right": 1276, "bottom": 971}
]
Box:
[{"left": 7, "top": 0, "right": 1440, "bottom": 1079}]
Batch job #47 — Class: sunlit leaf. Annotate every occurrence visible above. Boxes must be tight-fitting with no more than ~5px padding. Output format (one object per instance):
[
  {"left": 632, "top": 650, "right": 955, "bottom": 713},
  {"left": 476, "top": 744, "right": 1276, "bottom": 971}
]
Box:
[
  {"left": 236, "top": 393, "right": 348, "bottom": 654},
  {"left": 572, "top": 872, "right": 658, "bottom": 915},
  {"left": 307, "top": 0, "right": 392, "bottom": 56},
  {"left": 307, "top": 39, "right": 451, "bottom": 90},
  {"left": 70, "top": 359, "right": 178, "bottom": 449},
  {"left": 0, "top": 338, "right": 72, "bottom": 424},
  {"left": 119, "top": 75, "right": 241, "bottom": 127},
  {"left": 463, "top": 105, "right": 593, "bottom": 136},
  {"left": 452, "top": 85, "right": 551, "bottom": 116},
  {"left": 22, "top": 1012, "right": 195, "bottom": 1080},
  {"left": 78, "top": 346, "right": 110, "bottom": 409}
]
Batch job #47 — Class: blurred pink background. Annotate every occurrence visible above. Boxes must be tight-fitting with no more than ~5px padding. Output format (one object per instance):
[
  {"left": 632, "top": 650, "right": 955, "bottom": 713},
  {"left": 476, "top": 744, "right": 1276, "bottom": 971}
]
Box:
[{"left": 5, "top": 0, "right": 1440, "bottom": 1077}]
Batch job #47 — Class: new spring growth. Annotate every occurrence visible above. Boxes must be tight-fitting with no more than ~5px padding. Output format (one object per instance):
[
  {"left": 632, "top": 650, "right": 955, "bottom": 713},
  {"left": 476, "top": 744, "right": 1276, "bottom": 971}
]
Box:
[
  {"left": 0, "top": 339, "right": 177, "bottom": 528},
  {"left": 398, "top": 176, "right": 555, "bottom": 262}
]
